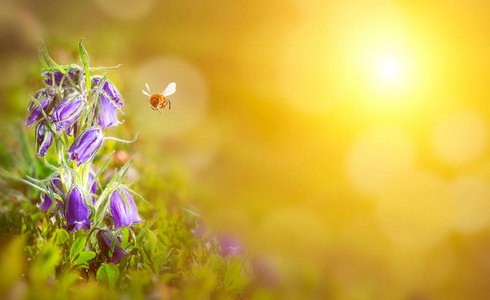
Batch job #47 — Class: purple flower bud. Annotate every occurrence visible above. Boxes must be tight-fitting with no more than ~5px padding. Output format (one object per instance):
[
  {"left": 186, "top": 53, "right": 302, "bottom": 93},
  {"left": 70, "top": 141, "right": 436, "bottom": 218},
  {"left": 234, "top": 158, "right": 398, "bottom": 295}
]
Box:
[
  {"left": 51, "top": 94, "right": 84, "bottom": 131},
  {"left": 109, "top": 188, "right": 143, "bottom": 229},
  {"left": 25, "top": 99, "right": 50, "bottom": 127},
  {"left": 93, "top": 78, "right": 124, "bottom": 106},
  {"left": 219, "top": 235, "right": 242, "bottom": 258},
  {"left": 42, "top": 71, "right": 76, "bottom": 86},
  {"left": 39, "top": 177, "right": 65, "bottom": 213},
  {"left": 97, "top": 230, "right": 126, "bottom": 264},
  {"left": 35, "top": 122, "right": 53, "bottom": 157},
  {"left": 67, "top": 127, "right": 104, "bottom": 166},
  {"left": 64, "top": 186, "right": 91, "bottom": 232}
]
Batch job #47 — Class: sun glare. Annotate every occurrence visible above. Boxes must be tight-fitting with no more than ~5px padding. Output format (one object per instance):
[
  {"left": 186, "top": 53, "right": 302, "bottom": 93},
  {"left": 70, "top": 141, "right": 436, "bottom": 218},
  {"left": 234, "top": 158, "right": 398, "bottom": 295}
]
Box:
[
  {"left": 379, "top": 57, "right": 403, "bottom": 83},
  {"left": 376, "top": 55, "right": 406, "bottom": 86}
]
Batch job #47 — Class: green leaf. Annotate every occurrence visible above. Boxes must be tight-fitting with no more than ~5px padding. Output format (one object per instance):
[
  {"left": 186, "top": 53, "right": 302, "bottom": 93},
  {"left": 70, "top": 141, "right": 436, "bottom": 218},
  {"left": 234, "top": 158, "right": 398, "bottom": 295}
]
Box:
[
  {"left": 94, "top": 170, "right": 120, "bottom": 223},
  {"left": 136, "top": 212, "right": 160, "bottom": 244},
  {"left": 38, "top": 47, "right": 50, "bottom": 72},
  {"left": 70, "top": 236, "right": 86, "bottom": 261},
  {"left": 79, "top": 39, "right": 91, "bottom": 92},
  {"left": 116, "top": 157, "right": 134, "bottom": 182},
  {"left": 30, "top": 242, "right": 61, "bottom": 284},
  {"left": 95, "top": 151, "right": 114, "bottom": 181},
  {"left": 153, "top": 251, "right": 165, "bottom": 273},
  {"left": 96, "top": 264, "right": 120, "bottom": 288},
  {"left": 39, "top": 40, "right": 65, "bottom": 74},
  {"left": 120, "top": 227, "right": 129, "bottom": 248},
  {"left": 228, "top": 276, "right": 250, "bottom": 293},
  {"left": 55, "top": 229, "right": 69, "bottom": 246},
  {"left": 0, "top": 167, "right": 50, "bottom": 194},
  {"left": 73, "top": 251, "right": 96, "bottom": 265},
  {"left": 89, "top": 64, "right": 122, "bottom": 72},
  {"left": 147, "top": 230, "right": 157, "bottom": 254},
  {"left": 224, "top": 262, "right": 242, "bottom": 289},
  {"left": 209, "top": 254, "right": 225, "bottom": 271}
]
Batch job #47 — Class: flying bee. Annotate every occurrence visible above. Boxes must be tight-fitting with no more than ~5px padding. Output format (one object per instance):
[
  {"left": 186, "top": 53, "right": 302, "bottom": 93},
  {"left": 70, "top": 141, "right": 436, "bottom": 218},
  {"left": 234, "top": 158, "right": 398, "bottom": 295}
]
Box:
[{"left": 142, "top": 82, "right": 176, "bottom": 114}]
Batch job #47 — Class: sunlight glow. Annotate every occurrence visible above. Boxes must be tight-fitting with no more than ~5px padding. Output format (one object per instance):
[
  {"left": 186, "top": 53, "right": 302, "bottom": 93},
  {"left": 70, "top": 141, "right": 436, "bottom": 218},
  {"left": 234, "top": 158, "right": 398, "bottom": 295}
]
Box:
[{"left": 378, "top": 56, "right": 404, "bottom": 84}]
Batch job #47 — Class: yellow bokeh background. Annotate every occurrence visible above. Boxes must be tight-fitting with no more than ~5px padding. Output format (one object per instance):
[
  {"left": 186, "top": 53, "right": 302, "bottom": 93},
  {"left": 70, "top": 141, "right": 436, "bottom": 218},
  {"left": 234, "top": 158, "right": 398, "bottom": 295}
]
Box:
[{"left": 2, "top": 0, "right": 490, "bottom": 298}]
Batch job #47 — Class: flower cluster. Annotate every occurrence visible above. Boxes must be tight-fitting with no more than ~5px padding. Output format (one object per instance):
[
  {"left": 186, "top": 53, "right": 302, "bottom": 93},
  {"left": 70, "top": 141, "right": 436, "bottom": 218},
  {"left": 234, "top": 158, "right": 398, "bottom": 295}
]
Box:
[{"left": 25, "top": 41, "right": 146, "bottom": 263}]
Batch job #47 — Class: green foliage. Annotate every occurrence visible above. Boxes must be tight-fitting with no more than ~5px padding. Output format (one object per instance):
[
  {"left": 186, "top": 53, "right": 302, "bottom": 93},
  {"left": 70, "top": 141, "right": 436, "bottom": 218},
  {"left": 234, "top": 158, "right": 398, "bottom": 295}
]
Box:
[
  {"left": 70, "top": 236, "right": 86, "bottom": 261},
  {"left": 0, "top": 124, "right": 253, "bottom": 299},
  {"left": 96, "top": 264, "right": 120, "bottom": 288}
]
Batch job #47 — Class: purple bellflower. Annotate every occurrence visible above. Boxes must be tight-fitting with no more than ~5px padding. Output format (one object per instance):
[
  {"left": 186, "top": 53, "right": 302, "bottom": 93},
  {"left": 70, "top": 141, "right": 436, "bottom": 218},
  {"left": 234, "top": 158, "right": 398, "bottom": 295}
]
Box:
[
  {"left": 39, "top": 177, "right": 65, "bottom": 213},
  {"left": 67, "top": 127, "right": 104, "bottom": 166},
  {"left": 93, "top": 78, "right": 124, "bottom": 105},
  {"left": 94, "top": 94, "right": 124, "bottom": 129},
  {"left": 43, "top": 71, "right": 76, "bottom": 87},
  {"left": 35, "top": 122, "right": 53, "bottom": 157},
  {"left": 92, "top": 78, "right": 124, "bottom": 129},
  {"left": 219, "top": 235, "right": 242, "bottom": 258},
  {"left": 51, "top": 94, "right": 84, "bottom": 132},
  {"left": 97, "top": 230, "right": 127, "bottom": 264},
  {"left": 64, "top": 186, "right": 91, "bottom": 232},
  {"left": 109, "top": 187, "right": 143, "bottom": 229},
  {"left": 26, "top": 99, "right": 51, "bottom": 127}
]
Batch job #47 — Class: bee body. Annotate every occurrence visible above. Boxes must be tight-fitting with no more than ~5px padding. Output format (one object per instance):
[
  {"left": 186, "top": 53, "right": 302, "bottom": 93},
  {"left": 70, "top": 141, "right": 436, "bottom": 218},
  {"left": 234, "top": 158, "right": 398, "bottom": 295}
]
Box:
[{"left": 143, "top": 83, "right": 176, "bottom": 114}]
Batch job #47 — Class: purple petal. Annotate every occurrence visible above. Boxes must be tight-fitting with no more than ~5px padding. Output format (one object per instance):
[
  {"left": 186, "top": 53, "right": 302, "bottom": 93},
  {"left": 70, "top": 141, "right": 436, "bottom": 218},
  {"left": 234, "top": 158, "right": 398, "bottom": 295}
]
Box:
[
  {"left": 64, "top": 187, "right": 91, "bottom": 232},
  {"left": 95, "top": 94, "right": 124, "bottom": 129},
  {"left": 26, "top": 99, "right": 50, "bottom": 127},
  {"left": 38, "top": 178, "right": 65, "bottom": 214},
  {"left": 51, "top": 95, "right": 83, "bottom": 131},
  {"left": 97, "top": 231, "right": 127, "bottom": 264},
  {"left": 110, "top": 188, "right": 143, "bottom": 229},
  {"left": 220, "top": 235, "right": 242, "bottom": 258},
  {"left": 43, "top": 71, "right": 75, "bottom": 87},
  {"left": 93, "top": 78, "right": 123, "bottom": 106},
  {"left": 35, "top": 122, "right": 52, "bottom": 157},
  {"left": 67, "top": 128, "right": 103, "bottom": 165}
]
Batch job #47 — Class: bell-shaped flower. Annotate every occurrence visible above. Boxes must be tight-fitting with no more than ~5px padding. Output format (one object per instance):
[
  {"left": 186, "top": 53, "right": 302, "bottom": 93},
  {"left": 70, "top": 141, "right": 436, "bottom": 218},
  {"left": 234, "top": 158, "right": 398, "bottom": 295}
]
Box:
[
  {"left": 25, "top": 99, "right": 51, "bottom": 127},
  {"left": 64, "top": 186, "right": 91, "bottom": 232},
  {"left": 67, "top": 127, "right": 104, "bottom": 166},
  {"left": 35, "top": 122, "right": 53, "bottom": 157},
  {"left": 51, "top": 94, "right": 84, "bottom": 132},
  {"left": 42, "top": 71, "right": 76, "bottom": 87},
  {"left": 92, "top": 78, "right": 124, "bottom": 129},
  {"left": 93, "top": 94, "right": 124, "bottom": 129},
  {"left": 39, "top": 177, "right": 65, "bottom": 213},
  {"left": 93, "top": 78, "right": 124, "bottom": 106},
  {"left": 97, "top": 230, "right": 126, "bottom": 264},
  {"left": 109, "top": 187, "right": 143, "bottom": 229}
]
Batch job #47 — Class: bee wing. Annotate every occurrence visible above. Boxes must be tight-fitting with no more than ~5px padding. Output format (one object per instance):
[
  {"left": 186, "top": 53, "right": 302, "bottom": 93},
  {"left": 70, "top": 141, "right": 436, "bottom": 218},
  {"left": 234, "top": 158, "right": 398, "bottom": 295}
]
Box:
[
  {"left": 142, "top": 90, "right": 150, "bottom": 97},
  {"left": 163, "top": 82, "right": 176, "bottom": 97},
  {"left": 145, "top": 83, "right": 151, "bottom": 94}
]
